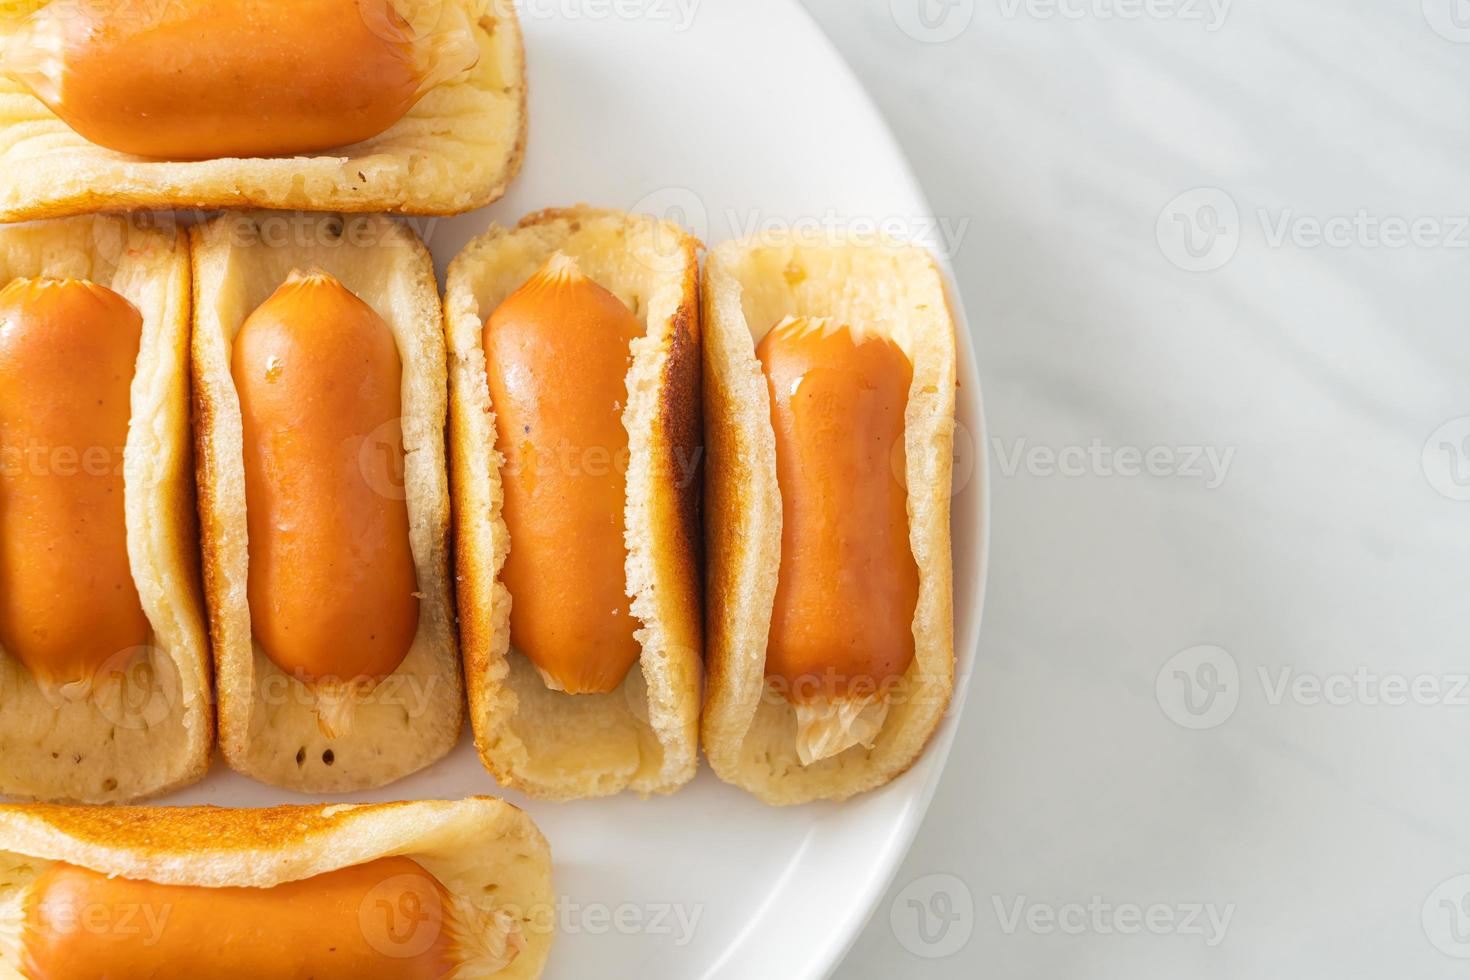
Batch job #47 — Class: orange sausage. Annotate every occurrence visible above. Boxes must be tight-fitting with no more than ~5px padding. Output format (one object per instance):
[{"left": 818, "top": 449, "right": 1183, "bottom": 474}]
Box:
[
  {"left": 21, "top": 856, "right": 457, "bottom": 980},
  {"left": 232, "top": 270, "right": 419, "bottom": 702},
  {"left": 756, "top": 316, "right": 920, "bottom": 703},
  {"left": 482, "top": 253, "right": 643, "bottom": 694},
  {"left": 2, "top": 0, "right": 478, "bottom": 160},
  {"left": 0, "top": 278, "right": 148, "bottom": 692}
]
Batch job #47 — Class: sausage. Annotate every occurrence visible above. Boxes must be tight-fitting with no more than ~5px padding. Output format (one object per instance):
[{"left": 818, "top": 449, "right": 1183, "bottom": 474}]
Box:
[
  {"left": 231, "top": 270, "right": 419, "bottom": 713},
  {"left": 482, "top": 253, "right": 643, "bottom": 694},
  {"left": 755, "top": 316, "right": 919, "bottom": 704},
  {"left": 21, "top": 856, "right": 456, "bottom": 980},
  {"left": 2, "top": 0, "right": 478, "bottom": 159},
  {"left": 0, "top": 278, "right": 148, "bottom": 693}
]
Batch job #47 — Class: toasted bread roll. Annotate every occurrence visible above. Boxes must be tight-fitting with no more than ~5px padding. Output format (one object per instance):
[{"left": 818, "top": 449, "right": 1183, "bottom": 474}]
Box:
[
  {"left": 3, "top": 0, "right": 479, "bottom": 161},
  {"left": 702, "top": 232, "right": 957, "bottom": 805},
  {"left": 0, "top": 0, "right": 525, "bottom": 220},
  {"left": 0, "top": 214, "right": 210, "bottom": 804},
  {"left": 0, "top": 797, "right": 553, "bottom": 979},
  {"left": 192, "top": 211, "right": 460, "bottom": 792},
  {"left": 446, "top": 207, "right": 703, "bottom": 799}
]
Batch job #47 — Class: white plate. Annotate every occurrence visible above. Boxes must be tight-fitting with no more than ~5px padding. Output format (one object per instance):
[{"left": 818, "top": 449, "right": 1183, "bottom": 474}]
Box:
[{"left": 166, "top": 2, "right": 988, "bottom": 977}]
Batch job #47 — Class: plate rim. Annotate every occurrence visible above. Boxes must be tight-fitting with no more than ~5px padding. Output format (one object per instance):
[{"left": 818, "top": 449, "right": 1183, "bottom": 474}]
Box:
[{"left": 772, "top": 4, "right": 992, "bottom": 977}]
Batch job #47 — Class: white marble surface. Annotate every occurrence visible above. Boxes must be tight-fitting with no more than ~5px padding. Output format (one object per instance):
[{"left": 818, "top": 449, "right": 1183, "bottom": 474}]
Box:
[{"left": 805, "top": 1, "right": 1470, "bottom": 976}]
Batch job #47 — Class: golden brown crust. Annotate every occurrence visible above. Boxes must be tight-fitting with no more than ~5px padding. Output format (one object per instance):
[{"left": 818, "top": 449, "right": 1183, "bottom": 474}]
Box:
[
  {"left": 0, "top": 798, "right": 555, "bottom": 978},
  {"left": 655, "top": 285, "right": 706, "bottom": 656},
  {"left": 0, "top": 214, "right": 213, "bottom": 804},
  {"left": 2, "top": 800, "right": 409, "bottom": 854},
  {"left": 700, "top": 231, "right": 957, "bottom": 805},
  {"left": 191, "top": 265, "right": 230, "bottom": 719},
  {"left": 0, "top": 0, "right": 527, "bottom": 221},
  {"left": 191, "top": 211, "right": 461, "bottom": 793},
  {"left": 445, "top": 205, "right": 703, "bottom": 799}
]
